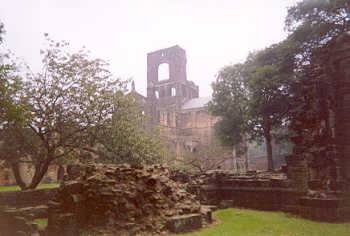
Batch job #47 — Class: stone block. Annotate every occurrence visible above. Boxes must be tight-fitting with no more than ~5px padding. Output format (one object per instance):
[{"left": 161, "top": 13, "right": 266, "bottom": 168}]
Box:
[
  {"left": 47, "top": 212, "right": 78, "bottom": 236},
  {"left": 200, "top": 206, "right": 213, "bottom": 224},
  {"left": 298, "top": 197, "right": 349, "bottom": 222},
  {"left": 166, "top": 214, "right": 202, "bottom": 233},
  {"left": 219, "top": 200, "right": 234, "bottom": 208}
]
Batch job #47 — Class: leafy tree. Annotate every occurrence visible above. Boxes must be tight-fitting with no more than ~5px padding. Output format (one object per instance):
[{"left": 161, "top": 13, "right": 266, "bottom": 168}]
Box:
[
  {"left": 0, "top": 35, "right": 165, "bottom": 189},
  {"left": 244, "top": 42, "right": 295, "bottom": 171},
  {"left": 209, "top": 64, "right": 249, "bottom": 147},
  {"left": 0, "top": 21, "right": 4, "bottom": 43},
  {"left": 209, "top": 64, "right": 250, "bottom": 171},
  {"left": 210, "top": 41, "right": 295, "bottom": 172},
  {"left": 0, "top": 22, "right": 26, "bottom": 125},
  {"left": 86, "top": 91, "right": 165, "bottom": 165},
  {"left": 285, "top": 0, "right": 350, "bottom": 65},
  {"left": 0, "top": 35, "right": 129, "bottom": 189}
]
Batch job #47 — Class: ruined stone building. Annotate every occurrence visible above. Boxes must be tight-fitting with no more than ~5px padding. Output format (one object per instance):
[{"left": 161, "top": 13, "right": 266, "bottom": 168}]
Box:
[{"left": 132, "top": 45, "right": 248, "bottom": 172}]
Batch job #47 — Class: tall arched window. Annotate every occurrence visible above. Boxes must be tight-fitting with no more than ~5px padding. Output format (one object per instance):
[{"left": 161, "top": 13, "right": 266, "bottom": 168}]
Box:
[
  {"left": 158, "top": 63, "right": 169, "bottom": 81},
  {"left": 171, "top": 87, "right": 176, "bottom": 96}
]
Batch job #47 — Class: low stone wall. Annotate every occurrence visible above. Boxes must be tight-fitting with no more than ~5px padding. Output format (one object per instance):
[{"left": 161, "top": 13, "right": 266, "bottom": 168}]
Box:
[
  {"left": 0, "top": 188, "right": 58, "bottom": 207},
  {"left": 196, "top": 173, "right": 349, "bottom": 222},
  {"left": 299, "top": 197, "right": 350, "bottom": 222},
  {"left": 201, "top": 185, "right": 304, "bottom": 213}
]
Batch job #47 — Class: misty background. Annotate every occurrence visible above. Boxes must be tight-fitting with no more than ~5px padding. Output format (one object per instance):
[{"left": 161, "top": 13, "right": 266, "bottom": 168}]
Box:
[{"left": 0, "top": 0, "right": 298, "bottom": 96}]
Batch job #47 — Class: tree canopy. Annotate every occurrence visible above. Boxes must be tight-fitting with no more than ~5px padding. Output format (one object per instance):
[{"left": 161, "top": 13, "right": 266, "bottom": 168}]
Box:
[
  {"left": 209, "top": 64, "right": 249, "bottom": 147},
  {"left": 0, "top": 35, "right": 164, "bottom": 189},
  {"left": 285, "top": 0, "right": 350, "bottom": 65},
  {"left": 0, "top": 22, "right": 26, "bottom": 125},
  {"left": 210, "top": 0, "right": 349, "bottom": 171},
  {"left": 210, "top": 42, "right": 295, "bottom": 171}
]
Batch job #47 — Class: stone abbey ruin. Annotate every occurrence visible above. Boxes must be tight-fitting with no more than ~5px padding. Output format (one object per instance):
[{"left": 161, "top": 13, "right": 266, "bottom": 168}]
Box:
[
  {"left": 0, "top": 45, "right": 247, "bottom": 188},
  {"left": 139, "top": 45, "right": 248, "bottom": 173},
  {"left": 1, "top": 30, "right": 350, "bottom": 235}
]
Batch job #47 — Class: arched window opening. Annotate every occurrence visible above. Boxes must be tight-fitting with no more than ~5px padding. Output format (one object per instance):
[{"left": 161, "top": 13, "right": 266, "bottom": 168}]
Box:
[
  {"left": 155, "top": 90, "right": 159, "bottom": 99},
  {"left": 171, "top": 87, "right": 176, "bottom": 97},
  {"left": 158, "top": 63, "right": 169, "bottom": 81}
]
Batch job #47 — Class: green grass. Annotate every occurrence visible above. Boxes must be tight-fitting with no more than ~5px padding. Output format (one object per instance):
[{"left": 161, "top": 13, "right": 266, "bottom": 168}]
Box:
[
  {"left": 34, "top": 218, "right": 48, "bottom": 226},
  {"left": 177, "top": 208, "right": 350, "bottom": 236},
  {"left": 0, "top": 183, "right": 59, "bottom": 191}
]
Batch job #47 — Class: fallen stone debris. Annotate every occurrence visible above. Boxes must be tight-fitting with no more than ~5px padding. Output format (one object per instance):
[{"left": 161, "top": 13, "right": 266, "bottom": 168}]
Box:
[
  {"left": 46, "top": 164, "right": 211, "bottom": 235},
  {"left": 0, "top": 205, "right": 48, "bottom": 235}
]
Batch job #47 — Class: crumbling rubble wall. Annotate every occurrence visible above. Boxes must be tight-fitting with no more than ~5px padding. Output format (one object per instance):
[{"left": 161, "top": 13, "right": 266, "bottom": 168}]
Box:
[
  {"left": 47, "top": 164, "right": 208, "bottom": 235},
  {"left": 282, "top": 32, "right": 350, "bottom": 222},
  {"left": 286, "top": 32, "right": 350, "bottom": 193}
]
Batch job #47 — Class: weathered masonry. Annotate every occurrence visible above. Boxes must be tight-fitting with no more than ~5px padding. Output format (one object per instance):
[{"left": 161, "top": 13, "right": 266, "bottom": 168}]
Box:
[
  {"left": 169, "top": 32, "right": 350, "bottom": 223},
  {"left": 134, "top": 45, "right": 247, "bottom": 171}
]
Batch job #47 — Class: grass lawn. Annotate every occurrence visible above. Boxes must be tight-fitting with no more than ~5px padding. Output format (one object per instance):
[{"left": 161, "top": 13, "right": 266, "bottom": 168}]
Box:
[
  {"left": 0, "top": 183, "right": 59, "bottom": 191},
  {"left": 177, "top": 208, "right": 350, "bottom": 236},
  {"left": 34, "top": 218, "right": 48, "bottom": 226}
]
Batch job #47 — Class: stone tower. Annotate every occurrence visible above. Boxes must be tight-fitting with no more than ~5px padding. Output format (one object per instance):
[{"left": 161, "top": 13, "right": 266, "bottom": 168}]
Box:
[{"left": 146, "top": 45, "right": 199, "bottom": 125}]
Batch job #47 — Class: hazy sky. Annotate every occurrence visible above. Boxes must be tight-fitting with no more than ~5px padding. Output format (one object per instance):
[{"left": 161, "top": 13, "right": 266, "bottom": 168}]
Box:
[{"left": 1, "top": 0, "right": 299, "bottom": 96}]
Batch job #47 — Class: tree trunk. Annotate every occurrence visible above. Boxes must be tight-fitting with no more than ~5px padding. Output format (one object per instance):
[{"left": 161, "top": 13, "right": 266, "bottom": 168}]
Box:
[
  {"left": 263, "top": 117, "right": 274, "bottom": 172},
  {"left": 28, "top": 159, "right": 51, "bottom": 189},
  {"left": 232, "top": 145, "right": 238, "bottom": 173},
  {"left": 10, "top": 162, "right": 28, "bottom": 190},
  {"left": 57, "top": 165, "right": 65, "bottom": 181}
]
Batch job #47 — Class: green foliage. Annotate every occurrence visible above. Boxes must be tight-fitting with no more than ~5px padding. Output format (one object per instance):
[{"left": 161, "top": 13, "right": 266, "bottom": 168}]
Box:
[
  {"left": 0, "top": 21, "right": 4, "bottom": 43},
  {"left": 176, "top": 208, "right": 350, "bottom": 236},
  {"left": 89, "top": 92, "right": 165, "bottom": 165},
  {"left": 244, "top": 41, "right": 295, "bottom": 139},
  {"left": 1, "top": 35, "right": 124, "bottom": 189},
  {"left": 210, "top": 42, "right": 295, "bottom": 170},
  {"left": 0, "top": 34, "right": 164, "bottom": 189},
  {"left": 0, "top": 22, "right": 27, "bottom": 125},
  {"left": 285, "top": 0, "right": 350, "bottom": 64},
  {"left": 210, "top": 1, "right": 349, "bottom": 171},
  {"left": 0, "top": 69, "right": 28, "bottom": 125},
  {"left": 209, "top": 64, "right": 249, "bottom": 146}
]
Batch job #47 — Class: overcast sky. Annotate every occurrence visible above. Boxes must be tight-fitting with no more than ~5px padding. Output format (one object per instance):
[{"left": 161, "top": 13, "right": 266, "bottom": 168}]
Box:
[{"left": 1, "top": 0, "right": 298, "bottom": 96}]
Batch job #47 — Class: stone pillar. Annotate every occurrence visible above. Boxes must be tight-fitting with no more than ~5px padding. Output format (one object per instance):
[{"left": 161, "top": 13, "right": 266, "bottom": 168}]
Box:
[
  {"left": 330, "top": 32, "right": 350, "bottom": 187},
  {"left": 232, "top": 138, "right": 248, "bottom": 174},
  {"left": 285, "top": 154, "right": 308, "bottom": 191}
]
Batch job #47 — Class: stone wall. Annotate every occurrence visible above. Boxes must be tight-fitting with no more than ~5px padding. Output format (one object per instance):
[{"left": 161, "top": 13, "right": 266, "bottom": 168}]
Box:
[
  {"left": 193, "top": 171, "right": 350, "bottom": 222},
  {"left": 330, "top": 32, "right": 350, "bottom": 185},
  {"left": 285, "top": 32, "right": 350, "bottom": 196},
  {"left": 146, "top": 45, "right": 199, "bottom": 125},
  {"left": 177, "top": 109, "right": 219, "bottom": 147},
  {"left": 0, "top": 188, "right": 58, "bottom": 207},
  {"left": 196, "top": 173, "right": 303, "bottom": 213}
]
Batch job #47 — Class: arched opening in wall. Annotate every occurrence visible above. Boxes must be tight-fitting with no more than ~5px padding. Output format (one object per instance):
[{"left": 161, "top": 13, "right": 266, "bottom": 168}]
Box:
[
  {"left": 158, "top": 63, "right": 169, "bottom": 81},
  {"left": 171, "top": 87, "right": 176, "bottom": 97},
  {"left": 155, "top": 90, "right": 159, "bottom": 99}
]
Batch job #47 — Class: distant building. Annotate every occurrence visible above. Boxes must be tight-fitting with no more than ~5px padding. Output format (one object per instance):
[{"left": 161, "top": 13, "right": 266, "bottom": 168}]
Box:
[{"left": 133, "top": 45, "right": 248, "bottom": 172}]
